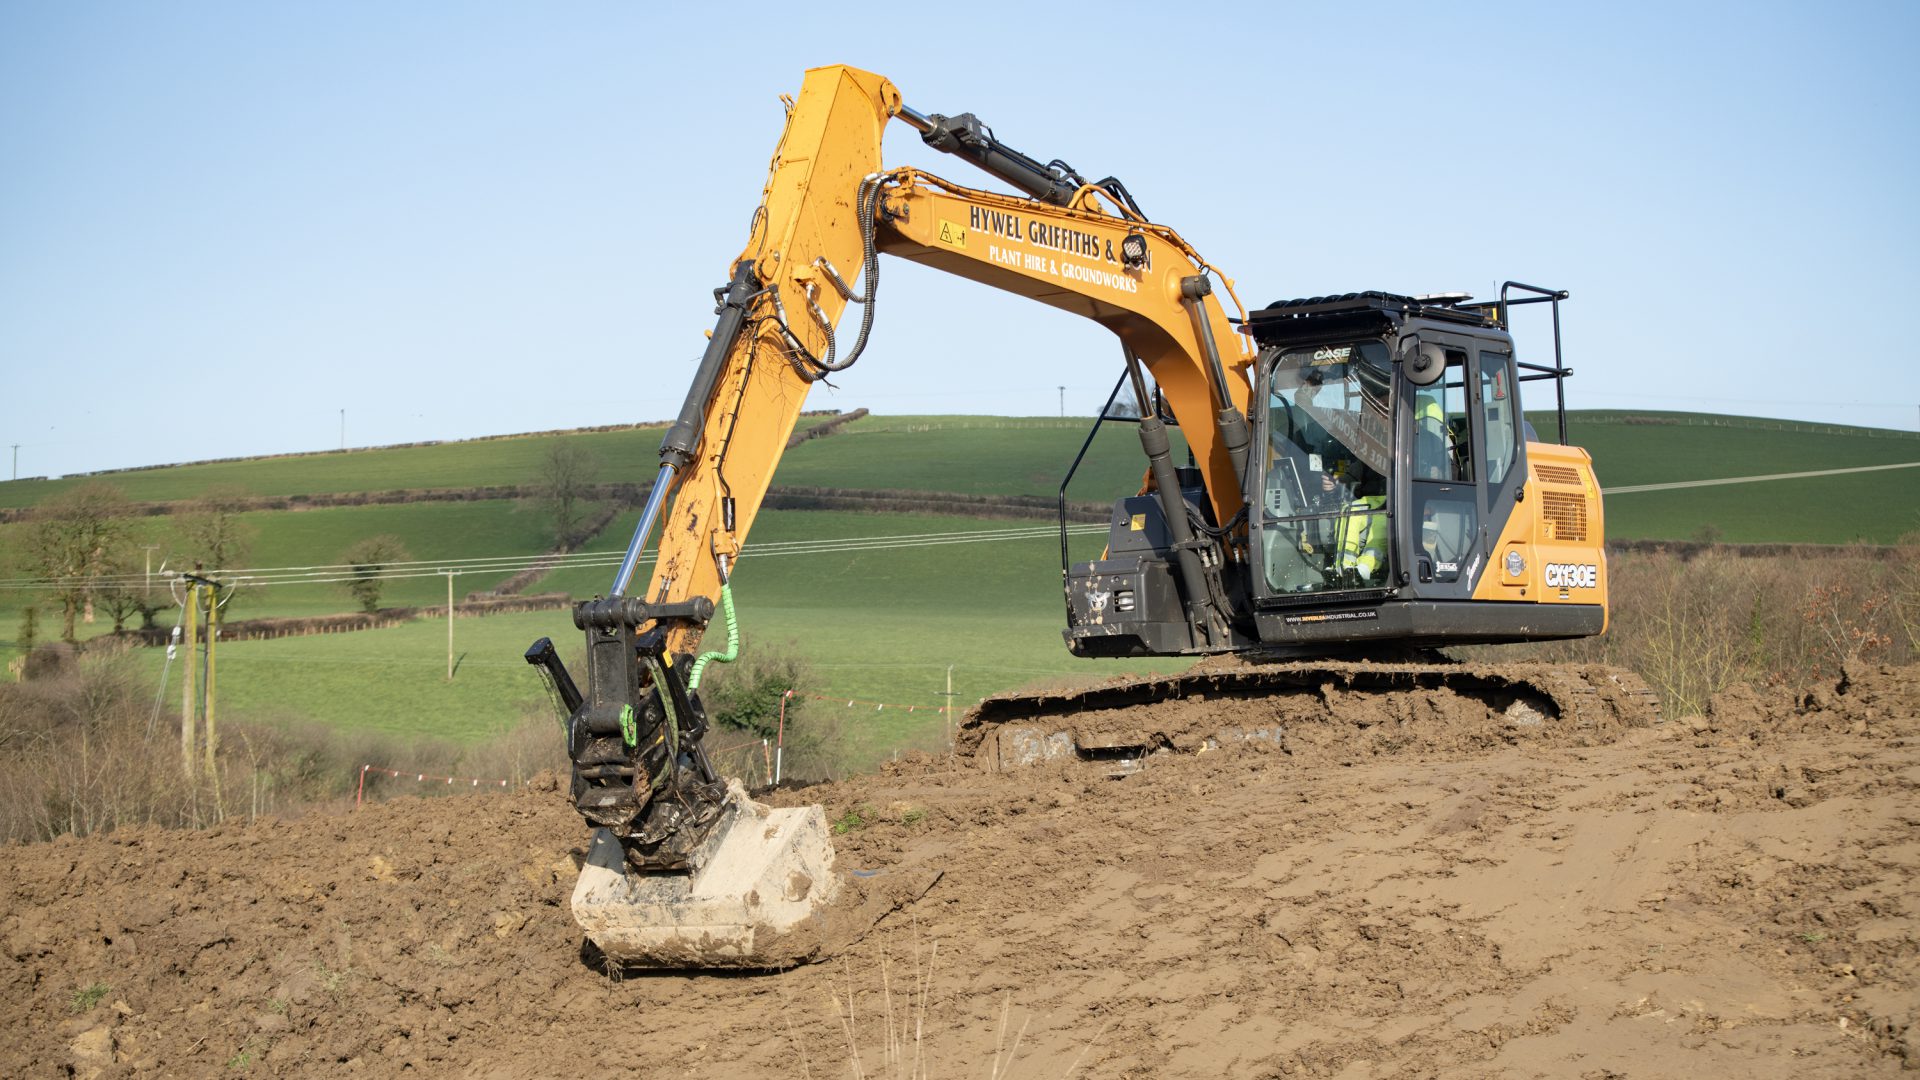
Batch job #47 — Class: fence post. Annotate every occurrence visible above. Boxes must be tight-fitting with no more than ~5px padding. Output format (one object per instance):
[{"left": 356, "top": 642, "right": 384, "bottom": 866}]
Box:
[{"left": 775, "top": 690, "right": 791, "bottom": 784}]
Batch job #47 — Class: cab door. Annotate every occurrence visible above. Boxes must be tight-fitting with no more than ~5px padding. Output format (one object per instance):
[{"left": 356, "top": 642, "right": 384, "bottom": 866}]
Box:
[
  {"left": 1473, "top": 346, "right": 1528, "bottom": 566},
  {"left": 1401, "top": 340, "right": 1477, "bottom": 595},
  {"left": 1399, "top": 337, "right": 1528, "bottom": 597}
]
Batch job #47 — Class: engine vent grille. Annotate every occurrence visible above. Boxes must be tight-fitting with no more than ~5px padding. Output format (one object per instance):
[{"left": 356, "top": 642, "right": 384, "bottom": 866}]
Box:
[
  {"left": 1541, "top": 491, "right": 1589, "bottom": 542},
  {"left": 1534, "top": 463, "right": 1583, "bottom": 486}
]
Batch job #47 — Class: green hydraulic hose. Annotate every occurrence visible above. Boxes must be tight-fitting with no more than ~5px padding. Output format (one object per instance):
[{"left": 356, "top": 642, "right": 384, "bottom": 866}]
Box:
[{"left": 687, "top": 582, "right": 739, "bottom": 691}]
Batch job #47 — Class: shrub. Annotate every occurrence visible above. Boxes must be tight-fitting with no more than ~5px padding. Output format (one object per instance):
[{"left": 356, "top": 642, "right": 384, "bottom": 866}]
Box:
[
  {"left": 0, "top": 650, "right": 569, "bottom": 844},
  {"left": 694, "top": 638, "right": 844, "bottom": 783},
  {"left": 337, "top": 535, "right": 411, "bottom": 613},
  {"left": 1467, "top": 545, "right": 1917, "bottom": 716}
]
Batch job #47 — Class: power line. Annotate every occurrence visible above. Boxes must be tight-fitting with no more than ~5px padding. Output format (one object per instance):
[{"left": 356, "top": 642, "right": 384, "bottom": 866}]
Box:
[{"left": 0, "top": 522, "right": 1109, "bottom": 593}]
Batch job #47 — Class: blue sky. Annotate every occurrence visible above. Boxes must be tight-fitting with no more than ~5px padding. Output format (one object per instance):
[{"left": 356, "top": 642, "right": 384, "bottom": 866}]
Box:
[{"left": 3, "top": 2, "right": 1916, "bottom": 479}]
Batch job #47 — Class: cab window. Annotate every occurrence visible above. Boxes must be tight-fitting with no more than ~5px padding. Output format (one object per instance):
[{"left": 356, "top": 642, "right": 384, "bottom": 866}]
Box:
[
  {"left": 1258, "top": 341, "right": 1393, "bottom": 593},
  {"left": 1411, "top": 350, "right": 1471, "bottom": 482},
  {"left": 1479, "top": 351, "right": 1518, "bottom": 485}
]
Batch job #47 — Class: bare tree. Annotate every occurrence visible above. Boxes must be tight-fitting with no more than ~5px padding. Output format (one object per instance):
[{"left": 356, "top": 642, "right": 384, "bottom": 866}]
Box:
[
  {"left": 173, "top": 486, "right": 261, "bottom": 616},
  {"left": 22, "top": 483, "right": 133, "bottom": 642},
  {"left": 174, "top": 485, "right": 258, "bottom": 571},
  {"left": 338, "top": 535, "right": 411, "bottom": 614},
  {"left": 95, "top": 551, "right": 151, "bottom": 632},
  {"left": 537, "top": 442, "right": 599, "bottom": 547}
]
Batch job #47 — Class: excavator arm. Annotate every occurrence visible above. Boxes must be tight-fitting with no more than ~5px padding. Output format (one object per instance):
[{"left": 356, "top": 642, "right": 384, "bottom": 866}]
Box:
[
  {"left": 607, "top": 66, "right": 902, "bottom": 653},
  {"left": 626, "top": 67, "right": 1254, "bottom": 658},
  {"left": 527, "top": 65, "right": 1259, "bottom": 964}
]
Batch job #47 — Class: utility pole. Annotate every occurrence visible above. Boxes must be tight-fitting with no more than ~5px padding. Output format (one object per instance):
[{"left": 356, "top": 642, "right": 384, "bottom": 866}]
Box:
[
  {"left": 141, "top": 545, "right": 161, "bottom": 596},
  {"left": 204, "top": 582, "right": 219, "bottom": 780},
  {"left": 444, "top": 570, "right": 455, "bottom": 680},
  {"left": 180, "top": 573, "right": 226, "bottom": 801},
  {"left": 1058, "top": 386, "right": 1065, "bottom": 417},
  {"left": 180, "top": 579, "right": 199, "bottom": 777},
  {"left": 339, "top": 409, "right": 346, "bottom": 451},
  {"left": 9, "top": 444, "right": 17, "bottom": 480}
]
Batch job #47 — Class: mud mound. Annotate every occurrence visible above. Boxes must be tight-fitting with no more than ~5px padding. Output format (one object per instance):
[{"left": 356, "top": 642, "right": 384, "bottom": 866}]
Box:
[
  {"left": 1704, "top": 660, "right": 1915, "bottom": 736},
  {"left": 4, "top": 666, "right": 1917, "bottom": 1077}
]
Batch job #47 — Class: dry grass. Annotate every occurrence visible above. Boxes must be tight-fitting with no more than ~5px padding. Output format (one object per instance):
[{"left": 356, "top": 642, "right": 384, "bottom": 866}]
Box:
[
  {"left": 1467, "top": 543, "right": 1920, "bottom": 717},
  {"left": 833, "top": 930, "right": 940, "bottom": 1080},
  {"left": 8, "top": 544, "right": 1912, "bottom": 843},
  {"left": 0, "top": 645, "right": 567, "bottom": 844},
  {"left": 824, "top": 926, "right": 1112, "bottom": 1080}
]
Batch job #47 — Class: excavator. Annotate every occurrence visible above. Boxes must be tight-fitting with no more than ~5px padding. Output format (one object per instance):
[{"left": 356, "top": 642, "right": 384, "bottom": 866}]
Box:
[{"left": 524, "top": 65, "right": 1649, "bottom": 970}]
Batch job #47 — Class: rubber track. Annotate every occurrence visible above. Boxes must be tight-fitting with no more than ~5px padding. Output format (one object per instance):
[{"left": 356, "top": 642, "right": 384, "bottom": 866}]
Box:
[{"left": 960, "top": 660, "right": 1663, "bottom": 768}]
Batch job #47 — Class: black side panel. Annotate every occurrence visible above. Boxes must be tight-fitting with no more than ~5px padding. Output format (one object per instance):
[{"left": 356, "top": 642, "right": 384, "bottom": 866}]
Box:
[
  {"left": 1255, "top": 600, "right": 1602, "bottom": 648},
  {"left": 1063, "top": 554, "right": 1193, "bottom": 657}
]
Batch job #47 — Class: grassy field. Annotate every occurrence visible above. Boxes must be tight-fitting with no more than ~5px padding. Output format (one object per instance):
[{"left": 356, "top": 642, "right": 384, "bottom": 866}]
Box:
[
  {"left": 1602, "top": 475, "right": 1920, "bottom": 545},
  {"left": 0, "top": 499, "right": 575, "bottom": 639},
  {"left": 770, "top": 414, "right": 1190, "bottom": 501},
  {"left": 127, "top": 611, "right": 559, "bottom": 743},
  {"left": 6, "top": 409, "right": 1915, "bottom": 539},
  {"left": 112, "top": 511, "right": 1175, "bottom": 768},
  {"left": 5, "top": 409, "right": 1917, "bottom": 763},
  {"left": 235, "top": 498, "right": 567, "bottom": 616},
  {"left": 1554, "top": 412, "right": 1920, "bottom": 543},
  {"left": 0, "top": 413, "right": 1177, "bottom": 510},
  {"left": 1558, "top": 412, "right": 1919, "bottom": 480}
]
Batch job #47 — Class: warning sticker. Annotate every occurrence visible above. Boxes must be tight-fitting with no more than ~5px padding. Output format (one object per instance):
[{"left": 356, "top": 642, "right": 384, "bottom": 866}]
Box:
[{"left": 935, "top": 219, "right": 968, "bottom": 250}]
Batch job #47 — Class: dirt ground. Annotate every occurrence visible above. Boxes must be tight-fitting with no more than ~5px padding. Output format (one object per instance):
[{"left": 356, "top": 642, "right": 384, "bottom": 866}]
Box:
[{"left": 4, "top": 663, "right": 1917, "bottom": 1079}]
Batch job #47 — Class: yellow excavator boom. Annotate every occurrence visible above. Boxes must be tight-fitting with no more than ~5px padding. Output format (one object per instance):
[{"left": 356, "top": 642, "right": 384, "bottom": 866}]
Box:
[{"left": 629, "top": 65, "right": 1252, "bottom": 658}]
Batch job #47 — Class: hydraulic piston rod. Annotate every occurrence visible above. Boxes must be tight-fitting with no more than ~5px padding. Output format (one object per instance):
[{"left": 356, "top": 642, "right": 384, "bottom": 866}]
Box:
[
  {"left": 610, "top": 461, "right": 678, "bottom": 598},
  {"left": 895, "top": 103, "right": 1081, "bottom": 206},
  {"left": 610, "top": 259, "right": 764, "bottom": 599}
]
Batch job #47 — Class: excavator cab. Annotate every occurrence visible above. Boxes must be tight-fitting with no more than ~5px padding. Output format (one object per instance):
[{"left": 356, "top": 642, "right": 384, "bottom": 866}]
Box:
[
  {"left": 1063, "top": 287, "right": 1606, "bottom": 658},
  {"left": 1242, "top": 289, "right": 1604, "bottom": 650}
]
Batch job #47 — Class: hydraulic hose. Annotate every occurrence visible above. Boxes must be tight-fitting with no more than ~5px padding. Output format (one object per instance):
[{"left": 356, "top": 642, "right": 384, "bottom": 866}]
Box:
[
  {"left": 687, "top": 582, "right": 739, "bottom": 691},
  {"left": 776, "top": 174, "right": 886, "bottom": 379}
]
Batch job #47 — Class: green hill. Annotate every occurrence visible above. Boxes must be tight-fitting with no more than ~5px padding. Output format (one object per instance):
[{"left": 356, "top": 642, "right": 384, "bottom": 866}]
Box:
[
  {"left": 1553, "top": 411, "right": 1920, "bottom": 543},
  {"left": 0, "top": 426, "right": 668, "bottom": 510},
  {"left": 3, "top": 409, "right": 1916, "bottom": 764},
  {"left": 114, "top": 511, "right": 1154, "bottom": 764}
]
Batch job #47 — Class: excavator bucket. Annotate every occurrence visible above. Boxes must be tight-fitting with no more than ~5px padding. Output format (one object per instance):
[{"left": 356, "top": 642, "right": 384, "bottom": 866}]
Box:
[
  {"left": 527, "top": 627, "right": 935, "bottom": 969},
  {"left": 573, "top": 781, "right": 836, "bottom": 967},
  {"left": 572, "top": 780, "right": 940, "bottom": 970}
]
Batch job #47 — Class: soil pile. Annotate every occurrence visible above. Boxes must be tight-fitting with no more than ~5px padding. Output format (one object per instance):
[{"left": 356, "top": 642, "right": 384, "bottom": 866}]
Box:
[{"left": 4, "top": 664, "right": 1917, "bottom": 1078}]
